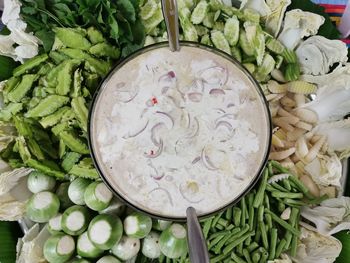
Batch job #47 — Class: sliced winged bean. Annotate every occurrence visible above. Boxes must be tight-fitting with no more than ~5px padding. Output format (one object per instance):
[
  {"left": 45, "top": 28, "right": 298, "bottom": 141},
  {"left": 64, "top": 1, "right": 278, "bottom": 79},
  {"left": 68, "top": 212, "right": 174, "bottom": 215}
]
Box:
[
  {"left": 0, "top": 102, "right": 23, "bottom": 121},
  {"left": 49, "top": 51, "right": 69, "bottom": 64},
  {"left": 69, "top": 165, "right": 99, "bottom": 179},
  {"left": 27, "top": 159, "right": 65, "bottom": 179},
  {"left": 13, "top": 54, "right": 48, "bottom": 77},
  {"left": 61, "top": 152, "right": 81, "bottom": 172},
  {"left": 54, "top": 27, "right": 91, "bottom": 50},
  {"left": 224, "top": 16, "right": 239, "bottom": 46},
  {"left": 71, "top": 97, "right": 88, "bottom": 132},
  {"left": 7, "top": 74, "right": 37, "bottom": 102},
  {"left": 89, "top": 43, "right": 120, "bottom": 59},
  {"left": 56, "top": 60, "right": 81, "bottom": 95},
  {"left": 59, "top": 131, "right": 89, "bottom": 154},
  {"left": 39, "top": 107, "right": 71, "bottom": 128},
  {"left": 25, "top": 95, "right": 69, "bottom": 118},
  {"left": 211, "top": 30, "right": 231, "bottom": 54},
  {"left": 87, "top": 27, "right": 105, "bottom": 44},
  {"left": 191, "top": 0, "right": 208, "bottom": 24},
  {"left": 71, "top": 69, "right": 82, "bottom": 98}
]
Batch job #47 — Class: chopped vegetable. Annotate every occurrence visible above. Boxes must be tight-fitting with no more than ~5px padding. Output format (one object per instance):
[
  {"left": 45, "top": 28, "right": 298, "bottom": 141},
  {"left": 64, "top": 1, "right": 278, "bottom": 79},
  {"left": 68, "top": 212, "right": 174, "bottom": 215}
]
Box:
[
  {"left": 48, "top": 213, "right": 63, "bottom": 234},
  {"left": 43, "top": 233, "right": 75, "bottom": 263},
  {"left": 61, "top": 205, "right": 91, "bottom": 236},
  {"left": 27, "top": 171, "right": 56, "bottom": 194},
  {"left": 26, "top": 191, "right": 60, "bottom": 223},
  {"left": 68, "top": 178, "right": 91, "bottom": 205},
  {"left": 77, "top": 231, "right": 104, "bottom": 259},
  {"left": 87, "top": 214, "right": 123, "bottom": 250},
  {"left": 142, "top": 231, "right": 161, "bottom": 259},
  {"left": 111, "top": 235, "right": 141, "bottom": 261},
  {"left": 124, "top": 212, "right": 152, "bottom": 239},
  {"left": 96, "top": 255, "right": 121, "bottom": 263},
  {"left": 159, "top": 223, "right": 188, "bottom": 259},
  {"left": 84, "top": 181, "right": 113, "bottom": 211}
]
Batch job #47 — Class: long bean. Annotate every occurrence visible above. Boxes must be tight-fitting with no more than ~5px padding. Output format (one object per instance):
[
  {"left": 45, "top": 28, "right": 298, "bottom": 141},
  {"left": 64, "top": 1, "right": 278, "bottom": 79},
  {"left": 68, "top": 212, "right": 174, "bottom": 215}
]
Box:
[
  {"left": 258, "top": 248, "right": 269, "bottom": 263},
  {"left": 271, "top": 191, "right": 303, "bottom": 199},
  {"left": 259, "top": 221, "right": 269, "bottom": 249},
  {"left": 240, "top": 197, "right": 247, "bottom": 226},
  {"left": 210, "top": 253, "right": 229, "bottom": 263},
  {"left": 213, "top": 232, "right": 237, "bottom": 254},
  {"left": 208, "top": 235, "right": 225, "bottom": 250},
  {"left": 253, "top": 168, "right": 268, "bottom": 208},
  {"left": 223, "top": 231, "right": 255, "bottom": 255},
  {"left": 225, "top": 225, "right": 250, "bottom": 245},
  {"left": 203, "top": 217, "right": 213, "bottom": 238},
  {"left": 247, "top": 242, "right": 259, "bottom": 252},
  {"left": 275, "top": 239, "right": 287, "bottom": 258},
  {"left": 231, "top": 252, "right": 247, "bottom": 263},
  {"left": 284, "top": 232, "right": 293, "bottom": 250},
  {"left": 265, "top": 209, "right": 300, "bottom": 236},
  {"left": 291, "top": 232, "right": 298, "bottom": 257},
  {"left": 226, "top": 207, "right": 233, "bottom": 221},
  {"left": 233, "top": 207, "right": 242, "bottom": 226},
  {"left": 209, "top": 229, "right": 239, "bottom": 240},
  {"left": 243, "top": 249, "right": 253, "bottom": 263},
  {"left": 271, "top": 183, "right": 289, "bottom": 193},
  {"left": 282, "top": 179, "right": 292, "bottom": 191},
  {"left": 212, "top": 212, "right": 224, "bottom": 228},
  {"left": 268, "top": 228, "right": 278, "bottom": 260},
  {"left": 252, "top": 251, "right": 261, "bottom": 263}
]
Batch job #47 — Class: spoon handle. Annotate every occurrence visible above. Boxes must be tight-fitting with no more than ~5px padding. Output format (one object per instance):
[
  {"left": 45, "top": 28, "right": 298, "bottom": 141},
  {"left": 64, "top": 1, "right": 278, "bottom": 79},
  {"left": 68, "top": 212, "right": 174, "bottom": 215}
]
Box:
[
  {"left": 186, "top": 207, "right": 210, "bottom": 263},
  {"left": 161, "top": 0, "right": 180, "bottom": 52}
]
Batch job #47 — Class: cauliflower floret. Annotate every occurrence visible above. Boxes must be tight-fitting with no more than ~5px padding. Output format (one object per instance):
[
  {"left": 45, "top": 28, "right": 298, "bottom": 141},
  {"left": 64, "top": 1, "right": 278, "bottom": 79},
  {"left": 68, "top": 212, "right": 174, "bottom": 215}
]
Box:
[
  {"left": 278, "top": 9, "right": 325, "bottom": 50},
  {"left": 296, "top": 36, "right": 348, "bottom": 75}
]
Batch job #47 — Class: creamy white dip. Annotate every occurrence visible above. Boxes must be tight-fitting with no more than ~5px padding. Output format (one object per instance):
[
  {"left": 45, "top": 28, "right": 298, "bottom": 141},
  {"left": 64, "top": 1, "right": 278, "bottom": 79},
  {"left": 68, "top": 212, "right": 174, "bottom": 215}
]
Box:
[{"left": 90, "top": 46, "right": 270, "bottom": 218}]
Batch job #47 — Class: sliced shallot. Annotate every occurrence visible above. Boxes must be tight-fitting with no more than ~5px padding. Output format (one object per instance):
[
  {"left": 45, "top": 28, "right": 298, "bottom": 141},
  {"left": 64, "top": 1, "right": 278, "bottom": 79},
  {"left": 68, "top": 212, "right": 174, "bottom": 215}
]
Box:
[{"left": 123, "top": 120, "right": 149, "bottom": 139}]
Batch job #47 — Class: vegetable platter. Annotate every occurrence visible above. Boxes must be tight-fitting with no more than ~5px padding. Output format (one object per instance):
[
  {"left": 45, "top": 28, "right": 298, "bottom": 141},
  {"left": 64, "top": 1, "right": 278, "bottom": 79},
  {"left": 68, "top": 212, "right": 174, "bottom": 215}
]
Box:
[{"left": 0, "top": 0, "right": 350, "bottom": 262}]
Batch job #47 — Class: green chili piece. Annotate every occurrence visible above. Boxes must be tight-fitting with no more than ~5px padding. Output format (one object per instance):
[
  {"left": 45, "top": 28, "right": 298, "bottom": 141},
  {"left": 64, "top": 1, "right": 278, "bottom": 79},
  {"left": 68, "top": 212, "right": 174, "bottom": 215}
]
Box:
[
  {"left": 253, "top": 169, "right": 268, "bottom": 208},
  {"left": 89, "top": 43, "right": 120, "bottom": 59},
  {"left": 54, "top": 28, "right": 91, "bottom": 50},
  {"left": 223, "top": 231, "right": 254, "bottom": 255},
  {"left": 233, "top": 207, "right": 242, "bottom": 226},
  {"left": 7, "top": 74, "right": 37, "bottom": 103},
  {"left": 59, "top": 131, "right": 89, "bottom": 154},
  {"left": 231, "top": 252, "right": 247, "bottom": 263},
  {"left": 39, "top": 107, "right": 71, "bottom": 128},
  {"left": 242, "top": 249, "right": 252, "bottom": 263},
  {"left": 268, "top": 228, "right": 278, "bottom": 260},
  {"left": 87, "top": 27, "right": 105, "bottom": 44},
  {"left": 27, "top": 159, "right": 65, "bottom": 179},
  {"left": 13, "top": 54, "right": 48, "bottom": 77},
  {"left": 25, "top": 95, "right": 69, "bottom": 118},
  {"left": 275, "top": 239, "right": 287, "bottom": 258},
  {"left": 259, "top": 221, "right": 269, "bottom": 250},
  {"left": 265, "top": 209, "right": 300, "bottom": 236}
]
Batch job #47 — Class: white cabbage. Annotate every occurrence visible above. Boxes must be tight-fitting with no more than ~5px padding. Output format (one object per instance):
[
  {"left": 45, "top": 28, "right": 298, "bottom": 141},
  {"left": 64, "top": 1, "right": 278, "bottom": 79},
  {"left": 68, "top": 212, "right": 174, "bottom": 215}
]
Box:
[
  {"left": 304, "top": 153, "right": 342, "bottom": 187},
  {"left": 296, "top": 36, "right": 348, "bottom": 75},
  {"left": 16, "top": 224, "right": 50, "bottom": 263},
  {"left": 265, "top": 0, "right": 291, "bottom": 37},
  {"left": 293, "top": 226, "right": 342, "bottom": 263},
  {"left": 301, "top": 197, "right": 350, "bottom": 235},
  {"left": 277, "top": 9, "right": 325, "bottom": 50},
  {"left": 240, "top": 0, "right": 271, "bottom": 17}
]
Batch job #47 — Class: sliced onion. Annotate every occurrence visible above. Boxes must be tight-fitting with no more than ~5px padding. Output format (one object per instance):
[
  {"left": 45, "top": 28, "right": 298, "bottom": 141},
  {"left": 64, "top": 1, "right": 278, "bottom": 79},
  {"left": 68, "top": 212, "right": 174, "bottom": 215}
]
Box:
[
  {"left": 155, "top": 111, "right": 174, "bottom": 129},
  {"left": 148, "top": 187, "right": 173, "bottom": 206},
  {"left": 209, "top": 89, "right": 226, "bottom": 96},
  {"left": 198, "top": 66, "right": 228, "bottom": 86},
  {"left": 179, "top": 181, "right": 204, "bottom": 203},
  {"left": 187, "top": 92, "right": 203, "bottom": 102},
  {"left": 186, "top": 117, "right": 199, "bottom": 138},
  {"left": 192, "top": 156, "right": 200, "bottom": 164},
  {"left": 144, "top": 140, "right": 163, "bottom": 158},
  {"left": 151, "top": 123, "right": 165, "bottom": 146},
  {"left": 215, "top": 120, "right": 233, "bottom": 131},
  {"left": 201, "top": 148, "right": 219, "bottom": 171},
  {"left": 158, "top": 71, "right": 176, "bottom": 82},
  {"left": 123, "top": 120, "right": 149, "bottom": 139}
]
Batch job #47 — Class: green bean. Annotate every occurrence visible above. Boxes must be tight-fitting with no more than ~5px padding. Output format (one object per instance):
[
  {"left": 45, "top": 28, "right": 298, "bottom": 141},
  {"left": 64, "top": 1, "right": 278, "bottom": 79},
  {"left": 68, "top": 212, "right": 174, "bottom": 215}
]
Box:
[
  {"left": 226, "top": 207, "right": 233, "bottom": 221},
  {"left": 210, "top": 253, "right": 229, "bottom": 263},
  {"left": 278, "top": 200, "right": 286, "bottom": 213},
  {"left": 258, "top": 205, "right": 264, "bottom": 222},
  {"left": 247, "top": 242, "right": 259, "bottom": 252},
  {"left": 271, "top": 183, "right": 289, "bottom": 192},
  {"left": 275, "top": 239, "right": 287, "bottom": 258},
  {"left": 243, "top": 249, "right": 253, "bottom": 263},
  {"left": 265, "top": 214, "right": 273, "bottom": 230},
  {"left": 264, "top": 194, "right": 270, "bottom": 209},
  {"left": 291, "top": 232, "right": 298, "bottom": 257},
  {"left": 209, "top": 235, "right": 225, "bottom": 250},
  {"left": 225, "top": 225, "right": 249, "bottom": 245},
  {"left": 268, "top": 228, "right": 278, "bottom": 260},
  {"left": 254, "top": 227, "right": 261, "bottom": 243},
  {"left": 213, "top": 232, "right": 236, "bottom": 254},
  {"left": 233, "top": 207, "right": 242, "bottom": 226},
  {"left": 209, "top": 229, "right": 235, "bottom": 240},
  {"left": 212, "top": 211, "right": 224, "bottom": 228},
  {"left": 283, "top": 199, "right": 307, "bottom": 207},
  {"left": 259, "top": 221, "right": 269, "bottom": 250},
  {"left": 284, "top": 232, "right": 292, "bottom": 250},
  {"left": 258, "top": 249, "right": 269, "bottom": 263},
  {"left": 203, "top": 217, "right": 214, "bottom": 238},
  {"left": 271, "top": 191, "right": 303, "bottom": 199},
  {"left": 240, "top": 197, "right": 247, "bottom": 226},
  {"left": 231, "top": 252, "right": 247, "bottom": 263},
  {"left": 253, "top": 169, "right": 268, "bottom": 208},
  {"left": 265, "top": 209, "right": 300, "bottom": 236},
  {"left": 223, "top": 231, "right": 255, "bottom": 255},
  {"left": 289, "top": 207, "right": 300, "bottom": 228},
  {"left": 282, "top": 179, "right": 292, "bottom": 191},
  {"left": 252, "top": 250, "right": 261, "bottom": 263},
  {"left": 218, "top": 218, "right": 229, "bottom": 227},
  {"left": 216, "top": 224, "right": 224, "bottom": 230}
]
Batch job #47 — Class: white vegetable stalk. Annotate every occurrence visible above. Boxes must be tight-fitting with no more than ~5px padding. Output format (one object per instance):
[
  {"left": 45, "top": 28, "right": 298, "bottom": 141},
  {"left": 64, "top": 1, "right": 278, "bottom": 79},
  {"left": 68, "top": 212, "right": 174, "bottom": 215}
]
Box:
[
  {"left": 84, "top": 181, "right": 113, "bottom": 211},
  {"left": 111, "top": 235, "right": 141, "bottom": 261},
  {"left": 44, "top": 233, "right": 75, "bottom": 263},
  {"left": 124, "top": 212, "right": 152, "bottom": 238},
  {"left": 159, "top": 223, "right": 188, "bottom": 258},
  {"left": 62, "top": 205, "right": 91, "bottom": 236},
  {"left": 77, "top": 232, "right": 104, "bottom": 259},
  {"left": 26, "top": 191, "right": 60, "bottom": 223},
  {"left": 87, "top": 214, "right": 123, "bottom": 250},
  {"left": 142, "top": 231, "right": 161, "bottom": 259},
  {"left": 96, "top": 255, "right": 121, "bottom": 263},
  {"left": 68, "top": 178, "right": 91, "bottom": 205},
  {"left": 27, "top": 171, "right": 56, "bottom": 193},
  {"left": 48, "top": 213, "right": 63, "bottom": 234}
]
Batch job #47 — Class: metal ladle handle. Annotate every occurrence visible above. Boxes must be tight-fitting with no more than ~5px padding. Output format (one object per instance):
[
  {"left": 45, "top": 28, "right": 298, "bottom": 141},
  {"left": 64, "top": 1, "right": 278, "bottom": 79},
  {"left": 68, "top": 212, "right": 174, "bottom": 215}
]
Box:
[
  {"left": 161, "top": 0, "right": 180, "bottom": 52},
  {"left": 186, "top": 207, "right": 210, "bottom": 263}
]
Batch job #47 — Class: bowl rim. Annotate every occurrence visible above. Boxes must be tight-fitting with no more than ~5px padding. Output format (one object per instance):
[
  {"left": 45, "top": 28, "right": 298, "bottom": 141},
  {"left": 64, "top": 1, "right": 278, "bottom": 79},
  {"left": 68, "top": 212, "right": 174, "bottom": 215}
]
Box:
[{"left": 87, "top": 41, "right": 273, "bottom": 221}]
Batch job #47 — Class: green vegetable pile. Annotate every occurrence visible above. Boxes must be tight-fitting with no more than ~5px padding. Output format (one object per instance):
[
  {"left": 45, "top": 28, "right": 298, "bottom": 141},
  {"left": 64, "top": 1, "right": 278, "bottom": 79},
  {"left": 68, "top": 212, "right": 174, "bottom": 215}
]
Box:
[
  {"left": 0, "top": 27, "right": 119, "bottom": 179},
  {"left": 19, "top": 0, "right": 145, "bottom": 56}
]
